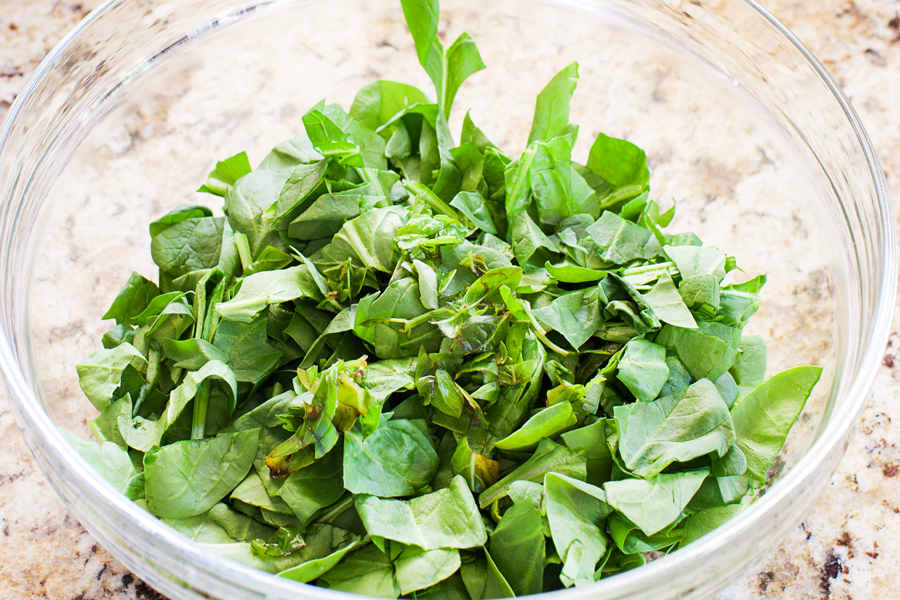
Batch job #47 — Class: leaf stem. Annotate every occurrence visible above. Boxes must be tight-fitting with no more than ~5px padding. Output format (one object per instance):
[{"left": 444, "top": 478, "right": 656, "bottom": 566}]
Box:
[{"left": 191, "top": 380, "right": 211, "bottom": 440}]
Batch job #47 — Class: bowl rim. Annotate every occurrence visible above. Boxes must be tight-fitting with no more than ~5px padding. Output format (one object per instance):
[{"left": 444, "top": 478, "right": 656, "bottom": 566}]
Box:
[{"left": 0, "top": 0, "right": 895, "bottom": 598}]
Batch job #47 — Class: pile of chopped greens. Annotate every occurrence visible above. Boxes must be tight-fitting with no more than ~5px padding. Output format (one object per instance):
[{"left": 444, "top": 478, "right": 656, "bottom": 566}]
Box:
[{"left": 65, "top": 0, "right": 822, "bottom": 596}]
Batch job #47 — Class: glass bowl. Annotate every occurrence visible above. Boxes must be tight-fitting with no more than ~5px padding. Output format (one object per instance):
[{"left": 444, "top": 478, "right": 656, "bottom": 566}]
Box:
[{"left": 0, "top": 0, "right": 893, "bottom": 599}]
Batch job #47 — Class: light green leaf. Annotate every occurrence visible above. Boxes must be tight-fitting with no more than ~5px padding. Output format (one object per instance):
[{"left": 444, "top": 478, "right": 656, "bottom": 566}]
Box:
[
  {"left": 604, "top": 469, "right": 708, "bottom": 536},
  {"left": 356, "top": 475, "right": 487, "bottom": 549},
  {"left": 76, "top": 343, "right": 147, "bottom": 410},
  {"left": 616, "top": 339, "right": 669, "bottom": 403},
  {"left": 731, "top": 366, "right": 822, "bottom": 481},
  {"left": 615, "top": 378, "right": 735, "bottom": 478},
  {"left": 343, "top": 419, "right": 439, "bottom": 497},
  {"left": 144, "top": 429, "right": 259, "bottom": 518}
]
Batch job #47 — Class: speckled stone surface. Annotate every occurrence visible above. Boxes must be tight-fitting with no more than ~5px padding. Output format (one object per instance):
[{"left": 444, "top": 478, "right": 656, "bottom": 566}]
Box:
[{"left": 1, "top": 1, "right": 899, "bottom": 599}]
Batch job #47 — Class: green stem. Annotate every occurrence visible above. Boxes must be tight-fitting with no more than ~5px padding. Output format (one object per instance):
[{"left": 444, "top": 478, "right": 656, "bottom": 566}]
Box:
[
  {"left": 316, "top": 493, "right": 354, "bottom": 524},
  {"left": 234, "top": 232, "right": 252, "bottom": 272},
  {"left": 191, "top": 380, "right": 211, "bottom": 440}
]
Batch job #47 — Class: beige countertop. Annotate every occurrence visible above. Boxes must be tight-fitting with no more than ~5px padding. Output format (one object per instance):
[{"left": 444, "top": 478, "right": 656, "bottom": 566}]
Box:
[{"left": 1, "top": 1, "right": 900, "bottom": 599}]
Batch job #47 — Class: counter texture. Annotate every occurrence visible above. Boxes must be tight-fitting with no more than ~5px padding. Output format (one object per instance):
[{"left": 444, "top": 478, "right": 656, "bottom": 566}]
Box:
[{"left": 1, "top": 1, "right": 899, "bottom": 599}]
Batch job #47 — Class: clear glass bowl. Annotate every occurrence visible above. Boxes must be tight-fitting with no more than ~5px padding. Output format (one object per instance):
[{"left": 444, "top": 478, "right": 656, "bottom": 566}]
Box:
[{"left": 0, "top": 0, "right": 893, "bottom": 599}]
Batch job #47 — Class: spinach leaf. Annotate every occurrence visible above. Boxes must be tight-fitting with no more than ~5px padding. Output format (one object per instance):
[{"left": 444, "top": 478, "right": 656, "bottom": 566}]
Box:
[
  {"left": 356, "top": 475, "right": 487, "bottom": 549},
  {"left": 643, "top": 272, "right": 697, "bottom": 328},
  {"left": 489, "top": 499, "right": 545, "bottom": 595},
  {"left": 216, "top": 266, "right": 323, "bottom": 323},
  {"left": 400, "top": 0, "right": 485, "bottom": 113},
  {"left": 277, "top": 449, "right": 344, "bottom": 525},
  {"left": 615, "top": 378, "right": 735, "bottom": 478},
  {"left": 60, "top": 428, "right": 144, "bottom": 499},
  {"left": 144, "top": 429, "right": 260, "bottom": 518},
  {"left": 616, "top": 339, "right": 669, "bottom": 403},
  {"left": 479, "top": 439, "right": 586, "bottom": 508},
  {"left": 198, "top": 152, "right": 252, "bottom": 197},
  {"left": 394, "top": 546, "right": 461, "bottom": 595},
  {"left": 655, "top": 321, "right": 742, "bottom": 381},
  {"left": 163, "top": 503, "right": 274, "bottom": 543},
  {"left": 679, "top": 505, "right": 743, "bottom": 546},
  {"left": 103, "top": 272, "right": 160, "bottom": 327},
  {"left": 493, "top": 401, "right": 577, "bottom": 452},
  {"left": 731, "top": 366, "right": 822, "bottom": 482},
  {"left": 544, "top": 472, "right": 610, "bottom": 587},
  {"left": 729, "top": 334, "right": 767, "bottom": 384},
  {"left": 604, "top": 469, "right": 708, "bottom": 536},
  {"left": 351, "top": 80, "right": 431, "bottom": 133},
  {"left": 318, "top": 544, "right": 400, "bottom": 598},
  {"left": 460, "top": 549, "right": 516, "bottom": 599},
  {"left": 528, "top": 62, "right": 579, "bottom": 145},
  {"left": 343, "top": 419, "right": 439, "bottom": 497},
  {"left": 585, "top": 132, "right": 650, "bottom": 209},
  {"left": 76, "top": 343, "right": 147, "bottom": 410},
  {"left": 663, "top": 245, "right": 727, "bottom": 309}
]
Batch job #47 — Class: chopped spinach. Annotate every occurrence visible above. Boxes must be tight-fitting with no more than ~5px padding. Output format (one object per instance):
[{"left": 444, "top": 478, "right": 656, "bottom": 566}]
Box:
[{"left": 65, "top": 0, "right": 823, "bottom": 592}]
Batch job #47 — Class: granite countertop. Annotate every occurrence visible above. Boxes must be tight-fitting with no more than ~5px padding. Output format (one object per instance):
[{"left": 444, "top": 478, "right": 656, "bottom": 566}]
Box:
[{"left": 1, "top": 1, "right": 899, "bottom": 599}]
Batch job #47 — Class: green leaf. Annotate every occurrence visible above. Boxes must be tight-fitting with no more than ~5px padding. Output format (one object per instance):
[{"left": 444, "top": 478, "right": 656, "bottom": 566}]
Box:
[
  {"left": 615, "top": 378, "right": 735, "bottom": 478},
  {"left": 729, "top": 334, "right": 767, "bottom": 385},
  {"left": 198, "top": 151, "right": 252, "bottom": 196},
  {"left": 275, "top": 524, "right": 366, "bottom": 583},
  {"left": 731, "top": 366, "right": 822, "bottom": 481},
  {"left": 643, "top": 272, "right": 697, "bottom": 328},
  {"left": 545, "top": 261, "right": 607, "bottom": 284},
  {"left": 400, "top": 0, "right": 485, "bottom": 113},
  {"left": 460, "top": 549, "right": 515, "bottom": 599},
  {"left": 321, "top": 206, "right": 407, "bottom": 273},
  {"left": 394, "top": 546, "right": 461, "bottom": 595},
  {"left": 277, "top": 449, "right": 344, "bottom": 525},
  {"left": 225, "top": 170, "right": 289, "bottom": 257},
  {"left": 560, "top": 420, "right": 613, "bottom": 487},
  {"left": 493, "top": 402, "right": 577, "bottom": 452},
  {"left": 163, "top": 503, "right": 274, "bottom": 543},
  {"left": 528, "top": 62, "right": 579, "bottom": 145},
  {"left": 257, "top": 137, "right": 323, "bottom": 172},
  {"left": 532, "top": 288, "right": 603, "bottom": 349},
  {"left": 586, "top": 211, "right": 652, "bottom": 265},
  {"left": 585, "top": 132, "right": 649, "bottom": 208},
  {"left": 102, "top": 272, "right": 160, "bottom": 327},
  {"left": 350, "top": 80, "right": 431, "bottom": 133},
  {"left": 149, "top": 204, "right": 213, "bottom": 237},
  {"left": 655, "top": 321, "right": 742, "bottom": 381},
  {"left": 450, "top": 191, "right": 498, "bottom": 235},
  {"left": 319, "top": 544, "right": 400, "bottom": 598},
  {"left": 213, "top": 314, "right": 283, "bottom": 385},
  {"left": 356, "top": 475, "right": 487, "bottom": 549},
  {"left": 161, "top": 338, "right": 229, "bottom": 370},
  {"left": 607, "top": 512, "right": 682, "bottom": 554},
  {"left": 302, "top": 108, "right": 364, "bottom": 167},
  {"left": 343, "top": 419, "right": 439, "bottom": 497},
  {"left": 60, "top": 429, "right": 144, "bottom": 499},
  {"left": 151, "top": 216, "right": 229, "bottom": 279},
  {"left": 679, "top": 504, "right": 742, "bottom": 546},
  {"left": 489, "top": 500, "right": 545, "bottom": 595},
  {"left": 76, "top": 343, "right": 147, "bottom": 410},
  {"left": 479, "top": 439, "right": 586, "bottom": 508},
  {"left": 616, "top": 339, "right": 669, "bottom": 402},
  {"left": 450, "top": 436, "right": 499, "bottom": 493},
  {"left": 273, "top": 160, "right": 329, "bottom": 225},
  {"left": 144, "top": 429, "right": 260, "bottom": 518},
  {"left": 663, "top": 245, "right": 727, "bottom": 308},
  {"left": 544, "top": 472, "right": 610, "bottom": 587},
  {"left": 604, "top": 469, "right": 708, "bottom": 536},
  {"left": 216, "top": 266, "right": 323, "bottom": 323},
  {"left": 362, "top": 357, "right": 417, "bottom": 402}
]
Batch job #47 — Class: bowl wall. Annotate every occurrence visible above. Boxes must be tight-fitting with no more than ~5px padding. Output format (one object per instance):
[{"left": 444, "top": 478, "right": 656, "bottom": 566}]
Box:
[{"left": 0, "top": 1, "right": 893, "bottom": 599}]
